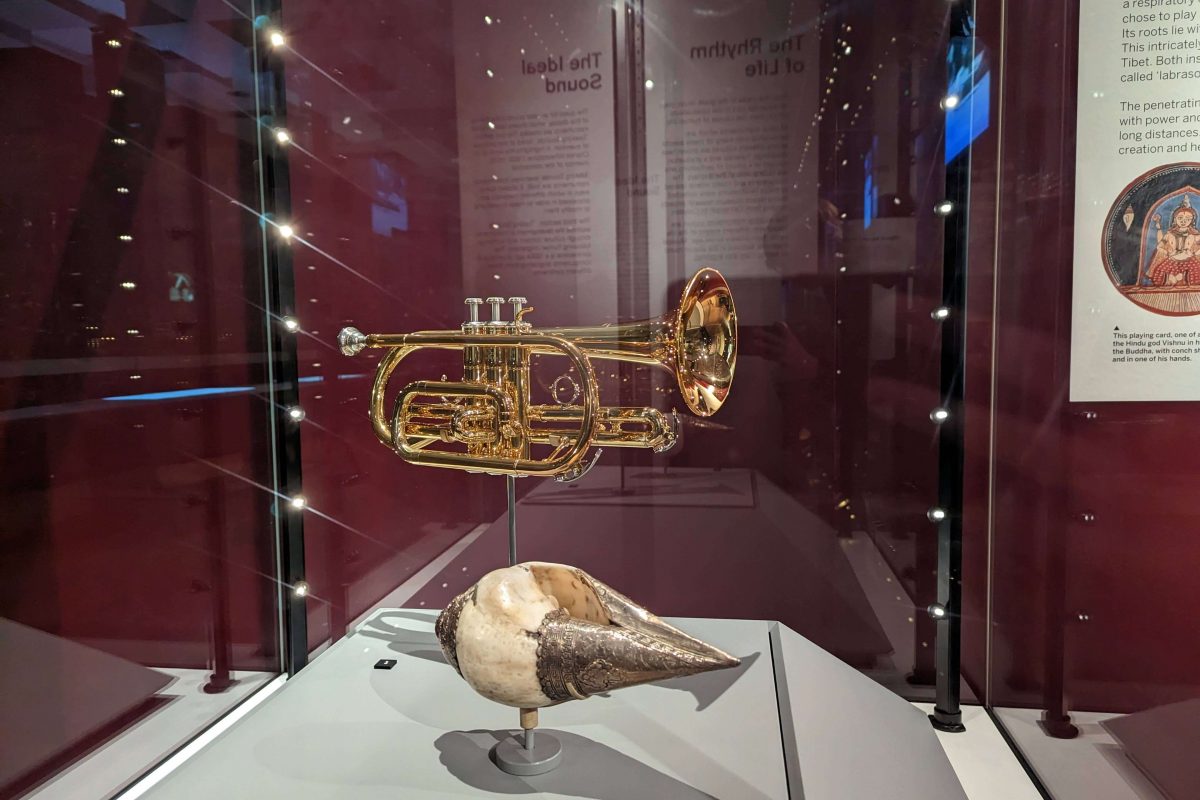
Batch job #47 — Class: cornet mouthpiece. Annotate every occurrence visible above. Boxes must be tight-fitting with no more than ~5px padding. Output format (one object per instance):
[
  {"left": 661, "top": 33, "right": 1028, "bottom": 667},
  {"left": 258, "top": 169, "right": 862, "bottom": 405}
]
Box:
[{"left": 338, "top": 326, "right": 367, "bottom": 356}]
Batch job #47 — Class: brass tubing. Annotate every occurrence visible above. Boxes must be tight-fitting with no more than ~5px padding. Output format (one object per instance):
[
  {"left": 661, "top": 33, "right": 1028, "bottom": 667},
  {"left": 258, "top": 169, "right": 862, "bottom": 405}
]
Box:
[
  {"left": 365, "top": 333, "right": 599, "bottom": 478},
  {"left": 344, "top": 267, "right": 732, "bottom": 477},
  {"left": 394, "top": 380, "right": 508, "bottom": 449},
  {"left": 528, "top": 406, "right": 675, "bottom": 451}
]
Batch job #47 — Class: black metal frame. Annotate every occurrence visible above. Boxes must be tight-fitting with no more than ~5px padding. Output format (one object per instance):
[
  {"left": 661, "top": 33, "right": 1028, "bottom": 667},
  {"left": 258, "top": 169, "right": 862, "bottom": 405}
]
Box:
[
  {"left": 253, "top": 2, "right": 308, "bottom": 678},
  {"left": 930, "top": 0, "right": 977, "bottom": 734}
]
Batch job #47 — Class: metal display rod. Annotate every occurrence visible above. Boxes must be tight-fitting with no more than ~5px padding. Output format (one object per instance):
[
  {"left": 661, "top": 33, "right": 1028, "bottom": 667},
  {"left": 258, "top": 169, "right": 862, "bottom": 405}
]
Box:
[
  {"left": 507, "top": 476, "right": 517, "bottom": 566},
  {"left": 494, "top": 478, "right": 565, "bottom": 775}
]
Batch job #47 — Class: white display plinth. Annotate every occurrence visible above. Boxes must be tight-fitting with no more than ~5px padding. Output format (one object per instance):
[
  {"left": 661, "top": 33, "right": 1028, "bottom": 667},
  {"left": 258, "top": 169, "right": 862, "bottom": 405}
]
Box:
[{"left": 141, "top": 610, "right": 966, "bottom": 799}]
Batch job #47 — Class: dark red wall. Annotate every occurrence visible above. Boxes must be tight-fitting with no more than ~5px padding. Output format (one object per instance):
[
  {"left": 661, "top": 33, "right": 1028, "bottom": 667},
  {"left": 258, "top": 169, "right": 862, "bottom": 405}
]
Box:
[
  {"left": 0, "top": 2, "right": 280, "bottom": 672},
  {"left": 962, "top": 0, "right": 1200, "bottom": 713},
  {"left": 279, "top": 0, "right": 961, "bottom": 696}
]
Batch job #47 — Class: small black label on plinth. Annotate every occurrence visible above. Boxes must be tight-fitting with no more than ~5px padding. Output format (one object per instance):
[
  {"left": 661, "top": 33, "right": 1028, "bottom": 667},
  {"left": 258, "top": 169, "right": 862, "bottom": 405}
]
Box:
[{"left": 373, "top": 659, "right": 397, "bottom": 670}]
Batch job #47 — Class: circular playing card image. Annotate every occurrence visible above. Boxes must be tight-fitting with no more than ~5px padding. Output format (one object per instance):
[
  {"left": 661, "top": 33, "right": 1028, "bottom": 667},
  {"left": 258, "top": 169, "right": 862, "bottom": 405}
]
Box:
[{"left": 1103, "top": 162, "right": 1200, "bottom": 316}]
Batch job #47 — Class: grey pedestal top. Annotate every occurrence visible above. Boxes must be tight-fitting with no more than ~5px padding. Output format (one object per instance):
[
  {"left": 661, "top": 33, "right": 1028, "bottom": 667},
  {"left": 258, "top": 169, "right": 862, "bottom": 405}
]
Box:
[{"left": 141, "top": 610, "right": 965, "bottom": 800}]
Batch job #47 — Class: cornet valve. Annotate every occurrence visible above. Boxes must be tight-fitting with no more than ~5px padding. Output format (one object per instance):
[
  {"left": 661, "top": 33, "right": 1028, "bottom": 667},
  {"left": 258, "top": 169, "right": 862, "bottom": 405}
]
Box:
[
  {"left": 464, "top": 298, "right": 483, "bottom": 325},
  {"left": 486, "top": 297, "right": 505, "bottom": 324}
]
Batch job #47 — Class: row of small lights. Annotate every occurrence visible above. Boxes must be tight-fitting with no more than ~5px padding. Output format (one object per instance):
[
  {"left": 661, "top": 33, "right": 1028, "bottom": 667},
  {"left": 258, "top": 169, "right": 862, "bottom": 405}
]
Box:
[
  {"left": 926, "top": 13, "right": 964, "bottom": 621},
  {"left": 268, "top": 26, "right": 311, "bottom": 602},
  {"left": 101, "top": 36, "right": 143, "bottom": 368},
  {"left": 102, "top": 26, "right": 310, "bottom": 603},
  {"left": 265, "top": 30, "right": 305, "bottom": 260},
  {"left": 105, "top": 37, "right": 137, "bottom": 248}
]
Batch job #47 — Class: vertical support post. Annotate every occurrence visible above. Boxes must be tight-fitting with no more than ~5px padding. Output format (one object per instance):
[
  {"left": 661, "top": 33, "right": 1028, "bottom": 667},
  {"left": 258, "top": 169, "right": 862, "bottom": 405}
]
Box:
[
  {"left": 185, "top": 107, "right": 235, "bottom": 694},
  {"left": 520, "top": 707, "right": 538, "bottom": 750},
  {"left": 507, "top": 475, "right": 517, "bottom": 566},
  {"left": 1040, "top": 0, "right": 1082, "bottom": 741},
  {"left": 929, "top": 0, "right": 976, "bottom": 734},
  {"left": 252, "top": 3, "right": 307, "bottom": 677},
  {"left": 612, "top": 0, "right": 649, "bottom": 414}
]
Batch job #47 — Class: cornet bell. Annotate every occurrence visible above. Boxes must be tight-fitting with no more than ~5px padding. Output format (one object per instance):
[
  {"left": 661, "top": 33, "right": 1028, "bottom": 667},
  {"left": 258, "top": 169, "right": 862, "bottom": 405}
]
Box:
[{"left": 673, "top": 267, "right": 737, "bottom": 417}]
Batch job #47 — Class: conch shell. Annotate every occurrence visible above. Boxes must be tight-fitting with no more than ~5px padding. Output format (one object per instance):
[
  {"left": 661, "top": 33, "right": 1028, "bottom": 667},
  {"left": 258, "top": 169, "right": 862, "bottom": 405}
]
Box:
[{"left": 435, "top": 562, "right": 739, "bottom": 708}]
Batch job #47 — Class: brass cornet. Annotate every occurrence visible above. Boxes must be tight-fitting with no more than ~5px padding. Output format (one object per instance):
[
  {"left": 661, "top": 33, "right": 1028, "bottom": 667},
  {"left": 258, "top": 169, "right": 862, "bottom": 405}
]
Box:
[{"left": 337, "top": 268, "right": 736, "bottom": 481}]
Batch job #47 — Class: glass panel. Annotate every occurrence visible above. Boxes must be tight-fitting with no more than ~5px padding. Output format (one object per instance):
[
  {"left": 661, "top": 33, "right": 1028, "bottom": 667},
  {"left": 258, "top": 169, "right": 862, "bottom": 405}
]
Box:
[
  {"left": 0, "top": 2, "right": 284, "bottom": 796},
  {"left": 282, "top": 0, "right": 959, "bottom": 702},
  {"left": 975, "top": 1, "right": 1200, "bottom": 797}
]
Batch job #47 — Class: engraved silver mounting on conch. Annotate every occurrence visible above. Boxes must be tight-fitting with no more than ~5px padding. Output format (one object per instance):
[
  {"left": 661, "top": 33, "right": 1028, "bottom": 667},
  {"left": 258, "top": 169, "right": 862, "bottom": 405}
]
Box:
[
  {"left": 434, "top": 562, "right": 740, "bottom": 709},
  {"left": 338, "top": 326, "right": 367, "bottom": 356}
]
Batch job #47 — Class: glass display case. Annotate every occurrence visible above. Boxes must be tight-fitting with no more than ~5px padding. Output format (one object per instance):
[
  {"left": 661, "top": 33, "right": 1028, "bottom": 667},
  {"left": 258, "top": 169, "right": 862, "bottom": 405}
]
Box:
[
  {"left": 2, "top": 0, "right": 1197, "bottom": 798},
  {"left": 0, "top": 2, "right": 295, "bottom": 797},
  {"left": 964, "top": 2, "right": 1200, "bottom": 799}
]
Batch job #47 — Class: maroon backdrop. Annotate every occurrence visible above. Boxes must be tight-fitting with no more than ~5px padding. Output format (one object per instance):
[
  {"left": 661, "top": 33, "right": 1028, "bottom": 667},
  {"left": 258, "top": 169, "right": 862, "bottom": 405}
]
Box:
[
  {"left": 960, "top": 0, "right": 1200, "bottom": 714},
  {"left": 0, "top": 0, "right": 280, "bottom": 673},
  {"left": 1, "top": 0, "right": 287, "bottom": 794},
  {"left": 279, "top": 0, "right": 958, "bottom": 699}
]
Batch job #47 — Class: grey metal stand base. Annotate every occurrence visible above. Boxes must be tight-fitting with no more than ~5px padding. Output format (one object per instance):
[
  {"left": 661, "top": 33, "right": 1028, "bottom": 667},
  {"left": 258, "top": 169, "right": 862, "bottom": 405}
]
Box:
[{"left": 492, "top": 729, "right": 563, "bottom": 775}]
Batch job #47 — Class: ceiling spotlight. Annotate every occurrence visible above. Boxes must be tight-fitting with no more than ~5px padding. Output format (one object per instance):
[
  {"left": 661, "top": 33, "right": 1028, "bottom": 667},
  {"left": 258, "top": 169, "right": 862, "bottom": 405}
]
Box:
[
  {"left": 930, "top": 407, "right": 950, "bottom": 423},
  {"left": 118, "top": 234, "right": 133, "bottom": 242},
  {"left": 268, "top": 30, "right": 286, "bottom": 48},
  {"left": 287, "top": 406, "right": 306, "bottom": 422},
  {"left": 645, "top": 79, "right": 655, "bottom": 90},
  {"left": 278, "top": 224, "right": 295, "bottom": 239},
  {"left": 105, "top": 38, "right": 121, "bottom": 48},
  {"left": 289, "top": 495, "right": 307, "bottom": 510},
  {"left": 282, "top": 316, "right": 300, "bottom": 332},
  {"left": 116, "top": 187, "right": 130, "bottom": 194},
  {"left": 293, "top": 581, "right": 309, "bottom": 597},
  {"left": 112, "top": 137, "right": 127, "bottom": 146},
  {"left": 931, "top": 306, "right": 951, "bottom": 321},
  {"left": 274, "top": 128, "right": 291, "bottom": 144},
  {"left": 940, "top": 94, "right": 961, "bottom": 110},
  {"left": 927, "top": 507, "right": 947, "bottom": 522},
  {"left": 120, "top": 281, "right": 136, "bottom": 290},
  {"left": 108, "top": 88, "right": 124, "bottom": 97},
  {"left": 927, "top": 603, "right": 948, "bottom": 619},
  {"left": 935, "top": 200, "right": 955, "bottom": 216}
]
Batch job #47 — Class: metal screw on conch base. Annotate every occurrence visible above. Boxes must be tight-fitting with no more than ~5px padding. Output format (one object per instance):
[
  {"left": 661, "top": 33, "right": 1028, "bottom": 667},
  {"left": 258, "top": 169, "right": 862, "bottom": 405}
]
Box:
[
  {"left": 486, "top": 296, "right": 504, "bottom": 324},
  {"left": 464, "top": 297, "right": 482, "bottom": 325}
]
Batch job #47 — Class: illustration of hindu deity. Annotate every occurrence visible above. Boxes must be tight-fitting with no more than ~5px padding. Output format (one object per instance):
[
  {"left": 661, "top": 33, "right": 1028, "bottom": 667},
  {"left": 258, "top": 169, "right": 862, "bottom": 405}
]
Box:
[
  {"left": 1143, "top": 197, "right": 1200, "bottom": 287},
  {"left": 1103, "top": 164, "right": 1200, "bottom": 316}
]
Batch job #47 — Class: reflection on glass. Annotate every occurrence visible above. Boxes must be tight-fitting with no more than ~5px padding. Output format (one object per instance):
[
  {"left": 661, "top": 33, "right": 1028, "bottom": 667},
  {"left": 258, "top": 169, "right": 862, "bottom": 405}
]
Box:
[
  {"left": 0, "top": 0, "right": 283, "bottom": 796},
  {"left": 277, "top": 0, "right": 956, "bottom": 716}
]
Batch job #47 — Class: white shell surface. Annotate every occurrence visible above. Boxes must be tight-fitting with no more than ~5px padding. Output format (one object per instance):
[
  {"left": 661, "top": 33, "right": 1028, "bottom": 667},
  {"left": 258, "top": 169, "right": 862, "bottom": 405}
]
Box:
[
  {"left": 454, "top": 564, "right": 562, "bottom": 707},
  {"left": 529, "top": 563, "right": 609, "bottom": 625}
]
